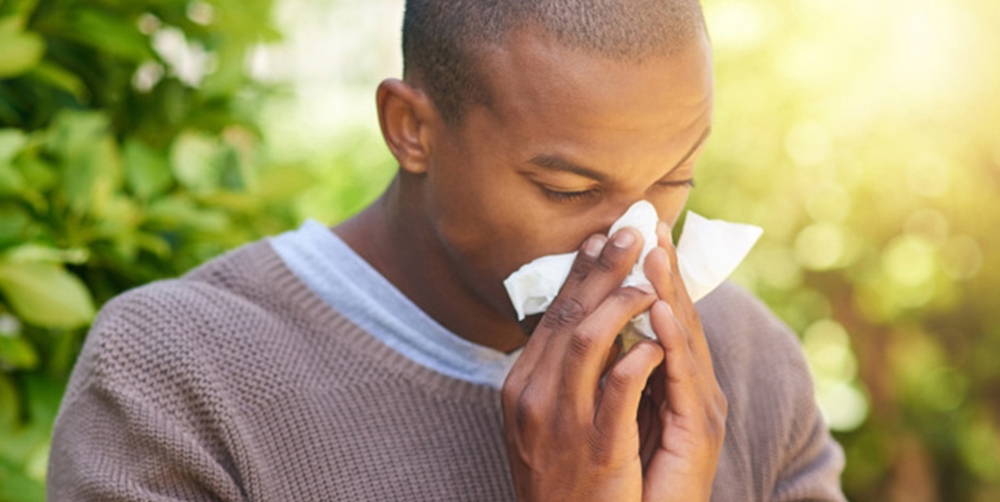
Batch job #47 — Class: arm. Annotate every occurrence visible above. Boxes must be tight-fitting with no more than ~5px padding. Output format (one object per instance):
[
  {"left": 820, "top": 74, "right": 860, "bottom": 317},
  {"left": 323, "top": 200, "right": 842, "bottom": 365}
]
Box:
[
  {"left": 771, "top": 341, "right": 847, "bottom": 502},
  {"left": 700, "top": 283, "right": 847, "bottom": 502}
]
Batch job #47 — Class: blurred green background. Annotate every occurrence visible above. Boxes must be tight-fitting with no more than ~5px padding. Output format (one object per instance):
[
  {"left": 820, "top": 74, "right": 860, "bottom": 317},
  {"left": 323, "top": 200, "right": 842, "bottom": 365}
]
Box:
[{"left": 0, "top": 0, "right": 997, "bottom": 500}]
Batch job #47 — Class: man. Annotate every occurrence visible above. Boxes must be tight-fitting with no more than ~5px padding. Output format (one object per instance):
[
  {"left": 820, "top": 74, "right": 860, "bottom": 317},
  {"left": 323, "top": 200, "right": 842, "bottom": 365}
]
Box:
[{"left": 48, "top": 0, "right": 846, "bottom": 501}]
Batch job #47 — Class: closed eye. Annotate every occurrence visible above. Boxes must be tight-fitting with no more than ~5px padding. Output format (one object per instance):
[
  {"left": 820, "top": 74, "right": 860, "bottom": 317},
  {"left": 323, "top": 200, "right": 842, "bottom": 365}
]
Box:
[
  {"left": 539, "top": 185, "right": 600, "bottom": 203},
  {"left": 655, "top": 179, "right": 696, "bottom": 189}
]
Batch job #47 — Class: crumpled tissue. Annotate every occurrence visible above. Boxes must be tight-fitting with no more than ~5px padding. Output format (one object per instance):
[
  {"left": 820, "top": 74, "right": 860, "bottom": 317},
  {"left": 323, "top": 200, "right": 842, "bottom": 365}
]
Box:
[{"left": 503, "top": 200, "right": 763, "bottom": 346}]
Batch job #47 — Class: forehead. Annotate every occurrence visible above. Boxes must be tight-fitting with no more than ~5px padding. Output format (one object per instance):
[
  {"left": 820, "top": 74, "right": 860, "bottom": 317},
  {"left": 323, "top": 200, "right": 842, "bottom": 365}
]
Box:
[{"left": 473, "top": 27, "right": 714, "bottom": 143}]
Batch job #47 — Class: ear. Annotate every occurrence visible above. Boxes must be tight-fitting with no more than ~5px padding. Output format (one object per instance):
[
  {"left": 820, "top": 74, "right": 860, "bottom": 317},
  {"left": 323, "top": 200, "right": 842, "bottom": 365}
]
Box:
[{"left": 376, "top": 78, "right": 438, "bottom": 175}]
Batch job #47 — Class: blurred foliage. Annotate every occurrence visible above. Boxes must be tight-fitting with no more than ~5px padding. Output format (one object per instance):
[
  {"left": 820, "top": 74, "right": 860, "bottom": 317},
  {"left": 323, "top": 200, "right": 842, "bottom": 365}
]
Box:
[
  {"left": 0, "top": 0, "right": 307, "bottom": 499},
  {"left": 695, "top": 0, "right": 1000, "bottom": 500}
]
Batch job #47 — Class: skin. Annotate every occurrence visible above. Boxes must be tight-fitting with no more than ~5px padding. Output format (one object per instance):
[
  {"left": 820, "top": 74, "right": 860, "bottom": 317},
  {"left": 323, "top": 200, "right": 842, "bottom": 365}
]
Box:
[{"left": 336, "top": 25, "right": 725, "bottom": 501}]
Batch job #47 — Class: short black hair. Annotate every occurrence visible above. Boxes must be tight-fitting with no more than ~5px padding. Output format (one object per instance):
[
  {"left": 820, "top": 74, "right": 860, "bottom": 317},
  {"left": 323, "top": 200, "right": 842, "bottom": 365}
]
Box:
[{"left": 402, "top": 0, "right": 707, "bottom": 123}]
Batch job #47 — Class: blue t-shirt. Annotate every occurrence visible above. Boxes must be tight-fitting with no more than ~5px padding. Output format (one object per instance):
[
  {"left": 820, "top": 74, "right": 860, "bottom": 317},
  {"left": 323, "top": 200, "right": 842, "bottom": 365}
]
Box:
[{"left": 269, "top": 220, "right": 521, "bottom": 389}]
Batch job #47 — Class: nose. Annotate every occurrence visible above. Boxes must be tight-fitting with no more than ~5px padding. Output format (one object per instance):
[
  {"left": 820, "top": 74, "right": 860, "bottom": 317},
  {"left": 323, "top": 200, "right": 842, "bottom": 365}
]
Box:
[{"left": 590, "top": 198, "right": 655, "bottom": 238}]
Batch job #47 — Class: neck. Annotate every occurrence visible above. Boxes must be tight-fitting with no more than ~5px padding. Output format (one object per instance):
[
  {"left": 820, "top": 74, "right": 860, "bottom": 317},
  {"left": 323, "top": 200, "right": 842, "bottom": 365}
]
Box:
[{"left": 333, "top": 177, "right": 530, "bottom": 354}]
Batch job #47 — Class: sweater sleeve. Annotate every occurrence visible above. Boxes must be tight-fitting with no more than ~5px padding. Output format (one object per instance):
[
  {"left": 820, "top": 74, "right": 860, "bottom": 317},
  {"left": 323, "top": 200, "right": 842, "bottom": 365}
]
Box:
[
  {"left": 47, "top": 285, "right": 248, "bottom": 502},
  {"left": 768, "top": 324, "right": 847, "bottom": 502},
  {"left": 699, "top": 283, "right": 847, "bottom": 502}
]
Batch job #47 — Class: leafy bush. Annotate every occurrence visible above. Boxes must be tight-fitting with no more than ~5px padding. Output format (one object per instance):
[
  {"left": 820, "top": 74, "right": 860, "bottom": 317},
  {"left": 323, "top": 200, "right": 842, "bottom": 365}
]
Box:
[{"left": 0, "top": 0, "right": 307, "bottom": 498}]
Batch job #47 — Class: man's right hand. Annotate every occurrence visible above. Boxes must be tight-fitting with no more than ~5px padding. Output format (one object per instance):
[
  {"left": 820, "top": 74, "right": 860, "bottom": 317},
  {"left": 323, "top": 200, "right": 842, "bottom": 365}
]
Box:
[{"left": 501, "top": 227, "right": 664, "bottom": 502}]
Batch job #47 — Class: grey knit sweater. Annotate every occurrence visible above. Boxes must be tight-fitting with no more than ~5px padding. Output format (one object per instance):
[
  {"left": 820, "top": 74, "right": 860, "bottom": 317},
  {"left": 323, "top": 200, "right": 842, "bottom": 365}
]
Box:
[{"left": 47, "top": 240, "right": 846, "bottom": 501}]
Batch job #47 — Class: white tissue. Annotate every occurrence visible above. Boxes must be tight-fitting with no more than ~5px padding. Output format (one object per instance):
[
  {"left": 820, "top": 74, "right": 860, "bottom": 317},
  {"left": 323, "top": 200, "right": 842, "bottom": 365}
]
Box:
[{"left": 503, "top": 200, "right": 763, "bottom": 343}]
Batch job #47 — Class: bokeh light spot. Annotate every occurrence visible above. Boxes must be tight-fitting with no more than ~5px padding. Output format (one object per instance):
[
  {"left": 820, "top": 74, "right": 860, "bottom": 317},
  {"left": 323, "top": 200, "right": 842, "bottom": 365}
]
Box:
[
  {"left": 816, "top": 380, "right": 869, "bottom": 432},
  {"left": 803, "top": 319, "right": 858, "bottom": 382},
  {"left": 904, "top": 209, "right": 950, "bottom": 248},
  {"left": 906, "top": 154, "right": 952, "bottom": 198},
  {"left": 940, "top": 235, "right": 984, "bottom": 280},
  {"left": 704, "top": 0, "right": 773, "bottom": 52},
  {"left": 785, "top": 121, "right": 832, "bottom": 167},
  {"left": 794, "top": 222, "right": 845, "bottom": 270},
  {"left": 805, "top": 181, "right": 851, "bottom": 223},
  {"left": 882, "top": 235, "right": 936, "bottom": 287},
  {"left": 755, "top": 245, "right": 804, "bottom": 290}
]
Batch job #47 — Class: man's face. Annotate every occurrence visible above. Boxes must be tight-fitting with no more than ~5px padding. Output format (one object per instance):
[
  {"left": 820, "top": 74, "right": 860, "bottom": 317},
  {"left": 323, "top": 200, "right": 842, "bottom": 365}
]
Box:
[{"left": 418, "top": 28, "right": 714, "bottom": 316}]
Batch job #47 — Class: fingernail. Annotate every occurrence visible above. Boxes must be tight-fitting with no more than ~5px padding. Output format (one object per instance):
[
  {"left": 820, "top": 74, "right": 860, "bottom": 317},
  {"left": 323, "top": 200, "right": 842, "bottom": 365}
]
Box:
[
  {"left": 657, "top": 221, "right": 670, "bottom": 237},
  {"left": 635, "top": 283, "right": 655, "bottom": 295},
  {"left": 653, "top": 300, "right": 671, "bottom": 316},
  {"left": 612, "top": 229, "right": 636, "bottom": 249},
  {"left": 582, "top": 235, "right": 606, "bottom": 257}
]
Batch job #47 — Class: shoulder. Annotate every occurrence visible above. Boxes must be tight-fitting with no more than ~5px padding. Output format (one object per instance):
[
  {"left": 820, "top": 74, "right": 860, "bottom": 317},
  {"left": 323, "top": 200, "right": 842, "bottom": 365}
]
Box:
[
  {"left": 64, "top": 241, "right": 301, "bottom": 411},
  {"left": 697, "top": 282, "right": 847, "bottom": 501},
  {"left": 695, "top": 281, "right": 810, "bottom": 385},
  {"left": 694, "top": 281, "right": 816, "bottom": 447}
]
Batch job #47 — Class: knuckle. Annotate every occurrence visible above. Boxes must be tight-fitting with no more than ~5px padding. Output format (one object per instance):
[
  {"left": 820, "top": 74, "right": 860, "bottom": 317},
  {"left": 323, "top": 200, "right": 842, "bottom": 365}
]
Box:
[
  {"left": 607, "top": 288, "right": 634, "bottom": 305},
  {"left": 543, "top": 297, "right": 587, "bottom": 329},
  {"left": 514, "top": 389, "right": 544, "bottom": 429},
  {"left": 716, "top": 392, "right": 730, "bottom": 417},
  {"left": 568, "top": 254, "right": 596, "bottom": 281},
  {"left": 685, "top": 355, "right": 699, "bottom": 378},
  {"left": 610, "top": 287, "right": 649, "bottom": 308},
  {"left": 595, "top": 245, "right": 629, "bottom": 274},
  {"left": 567, "top": 328, "right": 597, "bottom": 358},
  {"left": 606, "top": 365, "right": 640, "bottom": 393},
  {"left": 586, "top": 431, "right": 616, "bottom": 466},
  {"left": 501, "top": 377, "right": 523, "bottom": 406},
  {"left": 593, "top": 253, "right": 619, "bottom": 274}
]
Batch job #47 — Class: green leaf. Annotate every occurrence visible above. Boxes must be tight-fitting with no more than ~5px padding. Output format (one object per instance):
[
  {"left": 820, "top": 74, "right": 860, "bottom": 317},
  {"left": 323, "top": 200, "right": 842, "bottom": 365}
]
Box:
[
  {"left": 0, "top": 163, "right": 24, "bottom": 195},
  {"left": 24, "top": 374, "right": 64, "bottom": 429},
  {"left": 254, "top": 164, "right": 317, "bottom": 202},
  {"left": 66, "top": 10, "right": 154, "bottom": 63},
  {"left": 0, "top": 203, "right": 32, "bottom": 246},
  {"left": 0, "top": 129, "right": 26, "bottom": 163},
  {"left": 26, "top": 62, "right": 88, "bottom": 102},
  {"left": 0, "top": 18, "right": 45, "bottom": 79},
  {"left": 0, "top": 0, "right": 41, "bottom": 21},
  {"left": 11, "top": 156, "right": 55, "bottom": 192},
  {"left": 2, "top": 244, "right": 89, "bottom": 265},
  {"left": 45, "top": 111, "right": 107, "bottom": 156},
  {"left": 47, "top": 112, "right": 122, "bottom": 217},
  {"left": 0, "top": 418, "right": 47, "bottom": 465},
  {"left": 123, "top": 139, "right": 172, "bottom": 200},
  {"left": 170, "top": 131, "right": 220, "bottom": 192},
  {"left": 0, "top": 460, "right": 46, "bottom": 502},
  {"left": 0, "top": 262, "right": 95, "bottom": 329},
  {"left": 0, "top": 131, "right": 27, "bottom": 195},
  {"left": 0, "top": 336, "right": 38, "bottom": 370},
  {"left": 0, "top": 373, "right": 18, "bottom": 428}
]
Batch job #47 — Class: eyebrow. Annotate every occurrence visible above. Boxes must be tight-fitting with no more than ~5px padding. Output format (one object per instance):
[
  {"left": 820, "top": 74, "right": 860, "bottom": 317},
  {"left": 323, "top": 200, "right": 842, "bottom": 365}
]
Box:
[
  {"left": 528, "top": 126, "right": 712, "bottom": 182},
  {"left": 528, "top": 154, "right": 610, "bottom": 182},
  {"left": 672, "top": 126, "right": 712, "bottom": 172}
]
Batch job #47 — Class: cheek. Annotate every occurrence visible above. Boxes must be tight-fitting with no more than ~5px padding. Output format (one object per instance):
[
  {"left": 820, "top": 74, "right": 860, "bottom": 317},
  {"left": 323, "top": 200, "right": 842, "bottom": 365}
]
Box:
[
  {"left": 650, "top": 189, "right": 692, "bottom": 230},
  {"left": 424, "top": 157, "right": 546, "bottom": 279}
]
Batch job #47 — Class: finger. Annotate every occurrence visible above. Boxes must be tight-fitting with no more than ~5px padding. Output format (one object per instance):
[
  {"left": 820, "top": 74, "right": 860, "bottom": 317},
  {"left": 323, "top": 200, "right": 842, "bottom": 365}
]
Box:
[
  {"left": 594, "top": 340, "right": 664, "bottom": 441},
  {"left": 560, "top": 285, "right": 656, "bottom": 408},
  {"left": 649, "top": 301, "right": 701, "bottom": 419},
  {"left": 644, "top": 243, "right": 710, "bottom": 364},
  {"left": 541, "top": 227, "right": 645, "bottom": 335},
  {"left": 653, "top": 222, "right": 694, "bottom": 315},
  {"left": 644, "top": 245, "right": 678, "bottom": 307},
  {"left": 512, "top": 234, "right": 607, "bottom": 377},
  {"left": 509, "top": 228, "right": 644, "bottom": 415},
  {"left": 558, "top": 234, "right": 610, "bottom": 298},
  {"left": 530, "top": 228, "right": 645, "bottom": 393},
  {"left": 644, "top": 247, "right": 693, "bottom": 350},
  {"left": 600, "top": 335, "right": 623, "bottom": 378}
]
